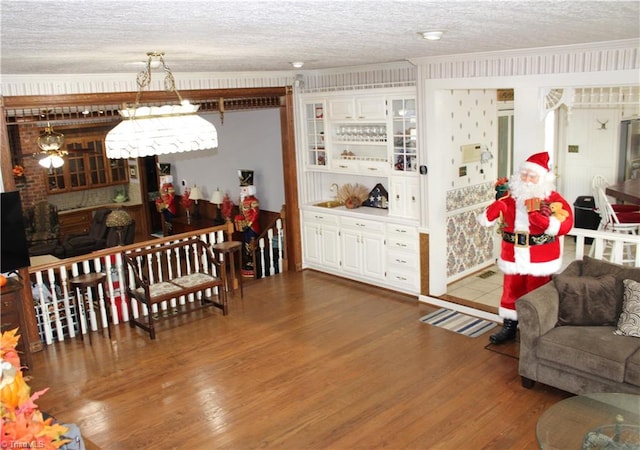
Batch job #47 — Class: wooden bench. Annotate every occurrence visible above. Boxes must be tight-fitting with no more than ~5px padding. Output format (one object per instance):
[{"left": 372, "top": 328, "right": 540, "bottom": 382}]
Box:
[{"left": 122, "top": 237, "right": 227, "bottom": 339}]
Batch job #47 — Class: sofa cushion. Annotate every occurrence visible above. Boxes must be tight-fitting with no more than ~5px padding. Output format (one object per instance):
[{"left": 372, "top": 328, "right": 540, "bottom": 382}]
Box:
[
  {"left": 537, "top": 326, "right": 639, "bottom": 383},
  {"left": 614, "top": 279, "right": 640, "bottom": 337},
  {"left": 554, "top": 274, "right": 618, "bottom": 326},
  {"left": 582, "top": 256, "right": 640, "bottom": 317}
]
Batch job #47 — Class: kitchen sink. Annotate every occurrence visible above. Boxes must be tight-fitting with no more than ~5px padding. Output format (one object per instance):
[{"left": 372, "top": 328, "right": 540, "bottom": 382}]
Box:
[{"left": 313, "top": 200, "right": 343, "bottom": 208}]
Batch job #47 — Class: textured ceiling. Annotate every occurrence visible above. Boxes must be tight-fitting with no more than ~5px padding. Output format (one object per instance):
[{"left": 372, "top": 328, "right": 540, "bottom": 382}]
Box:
[{"left": 1, "top": 0, "right": 639, "bottom": 75}]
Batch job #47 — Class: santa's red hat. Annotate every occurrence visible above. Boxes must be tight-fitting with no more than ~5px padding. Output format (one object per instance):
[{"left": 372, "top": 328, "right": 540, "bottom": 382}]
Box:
[{"left": 520, "top": 152, "right": 550, "bottom": 177}]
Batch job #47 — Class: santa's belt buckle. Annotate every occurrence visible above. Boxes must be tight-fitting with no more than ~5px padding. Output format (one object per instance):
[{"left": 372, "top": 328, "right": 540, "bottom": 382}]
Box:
[{"left": 514, "top": 231, "right": 530, "bottom": 247}]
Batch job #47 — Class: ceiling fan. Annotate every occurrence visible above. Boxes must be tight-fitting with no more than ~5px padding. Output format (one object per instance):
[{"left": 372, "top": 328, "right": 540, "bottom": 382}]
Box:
[{"left": 33, "top": 123, "right": 68, "bottom": 171}]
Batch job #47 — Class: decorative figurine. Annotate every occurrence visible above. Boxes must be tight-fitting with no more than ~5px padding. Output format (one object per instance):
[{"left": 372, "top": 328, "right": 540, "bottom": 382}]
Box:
[{"left": 234, "top": 194, "right": 260, "bottom": 277}]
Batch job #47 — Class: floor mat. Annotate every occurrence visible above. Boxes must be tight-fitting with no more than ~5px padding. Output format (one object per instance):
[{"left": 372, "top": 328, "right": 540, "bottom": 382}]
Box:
[{"left": 419, "top": 308, "right": 498, "bottom": 338}]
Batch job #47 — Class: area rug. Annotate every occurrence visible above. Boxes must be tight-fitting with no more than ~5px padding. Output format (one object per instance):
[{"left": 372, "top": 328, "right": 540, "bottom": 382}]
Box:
[{"left": 419, "top": 308, "right": 497, "bottom": 338}]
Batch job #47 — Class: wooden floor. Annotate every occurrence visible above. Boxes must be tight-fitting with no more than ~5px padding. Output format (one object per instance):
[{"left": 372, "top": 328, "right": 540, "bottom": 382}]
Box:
[{"left": 28, "top": 270, "right": 570, "bottom": 449}]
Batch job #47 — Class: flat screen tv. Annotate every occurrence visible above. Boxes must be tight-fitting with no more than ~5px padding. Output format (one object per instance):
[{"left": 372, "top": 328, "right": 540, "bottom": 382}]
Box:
[{"left": 1, "top": 191, "right": 30, "bottom": 273}]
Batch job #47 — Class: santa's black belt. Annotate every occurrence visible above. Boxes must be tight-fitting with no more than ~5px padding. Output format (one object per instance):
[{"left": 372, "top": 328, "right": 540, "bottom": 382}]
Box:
[{"left": 502, "top": 231, "right": 555, "bottom": 247}]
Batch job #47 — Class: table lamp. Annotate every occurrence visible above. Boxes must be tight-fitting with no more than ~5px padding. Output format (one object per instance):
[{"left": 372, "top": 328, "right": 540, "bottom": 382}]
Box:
[
  {"left": 105, "top": 209, "right": 133, "bottom": 246},
  {"left": 210, "top": 188, "right": 225, "bottom": 225},
  {"left": 190, "top": 185, "right": 203, "bottom": 219}
]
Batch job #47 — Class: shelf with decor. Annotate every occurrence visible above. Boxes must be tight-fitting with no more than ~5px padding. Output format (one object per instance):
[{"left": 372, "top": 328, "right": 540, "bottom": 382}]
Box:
[
  {"left": 390, "top": 97, "right": 417, "bottom": 173},
  {"left": 329, "top": 122, "right": 389, "bottom": 175},
  {"left": 303, "top": 101, "right": 327, "bottom": 169}
]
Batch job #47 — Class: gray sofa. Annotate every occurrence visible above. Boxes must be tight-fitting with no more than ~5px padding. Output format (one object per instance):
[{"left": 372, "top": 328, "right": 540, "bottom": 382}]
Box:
[{"left": 516, "top": 256, "right": 640, "bottom": 395}]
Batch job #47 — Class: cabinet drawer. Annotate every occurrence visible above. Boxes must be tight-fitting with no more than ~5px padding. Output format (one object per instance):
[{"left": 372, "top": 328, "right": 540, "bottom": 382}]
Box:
[
  {"left": 358, "top": 160, "right": 389, "bottom": 175},
  {"left": 330, "top": 159, "right": 359, "bottom": 172},
  {"left": 340, "top": 216, "right": 384, "bottom": 232},
  {"left": 386, "top": 223, "right": 418, "bottom": 238},
  {"left": 303, "top": 210, "right": 339, "bottom": 225},
  {"left": 386, "top": 250, "right": 419, "bottom": 269},
  {"left": 59, "top": 211, "right": 92, "bottom": 226},
  {"left": 386, "top": 269, "right": 418, "bottom": 289},
  {"left": 1, "top": 297, "right": 17, "bottom": 313}
]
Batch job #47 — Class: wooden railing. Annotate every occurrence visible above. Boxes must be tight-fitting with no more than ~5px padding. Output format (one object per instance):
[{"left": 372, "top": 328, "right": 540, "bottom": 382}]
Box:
[
  {"left": 248, "top": 207, "right": 286, "bottom": 279},
  {"left": 28, "top": 223, "right": 233, "bottom": 345}
]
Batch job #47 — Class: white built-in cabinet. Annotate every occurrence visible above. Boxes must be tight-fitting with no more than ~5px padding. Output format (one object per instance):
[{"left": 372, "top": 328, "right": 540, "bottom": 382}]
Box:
[
  {"left": 302, "top": 211, "right": 340, "bottom": 270},
  {"left": 298, "top": 88, "right": 421, "bottom": 295},
  {"left": 340, "top": 217, "right": 386, "bottom": 279}
]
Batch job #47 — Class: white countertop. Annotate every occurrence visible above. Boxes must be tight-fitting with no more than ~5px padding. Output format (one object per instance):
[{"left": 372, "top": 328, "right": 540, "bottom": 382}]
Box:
[{"left": 303, "top": 201, "right": 418, "bottom": 225}]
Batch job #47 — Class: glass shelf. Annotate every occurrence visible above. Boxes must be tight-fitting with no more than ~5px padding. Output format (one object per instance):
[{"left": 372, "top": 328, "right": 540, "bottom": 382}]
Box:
[
  {"left": 304, "top": 102, "right": 327, "bottom": 167},
  {"left": 391, "top": 98, "right": 417, "bottom": 172}
]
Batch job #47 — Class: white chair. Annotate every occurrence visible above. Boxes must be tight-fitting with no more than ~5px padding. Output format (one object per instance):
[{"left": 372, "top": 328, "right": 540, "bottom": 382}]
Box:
[{"left": 591, "top": 175, "right": 640, "bottom": 262}]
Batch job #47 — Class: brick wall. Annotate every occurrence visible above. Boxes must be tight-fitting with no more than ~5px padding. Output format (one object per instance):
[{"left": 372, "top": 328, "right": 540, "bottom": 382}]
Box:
[{"left": 14, "top": 124, "right": 48, "bottom": 211}]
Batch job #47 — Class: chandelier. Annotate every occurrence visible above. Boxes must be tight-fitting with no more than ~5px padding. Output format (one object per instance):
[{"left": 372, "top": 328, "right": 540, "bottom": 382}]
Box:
[
  {"left": 105, "top": 52, "right": 218, "bottom": 159},
  {"left": 37, "top": 123, "right": 67, "bottom": 169}
]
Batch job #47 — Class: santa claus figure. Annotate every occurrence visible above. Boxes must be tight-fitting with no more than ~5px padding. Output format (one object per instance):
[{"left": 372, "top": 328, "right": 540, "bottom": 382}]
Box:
[{"left": 477, "top": 152, "right": 573, "bottom": 344}]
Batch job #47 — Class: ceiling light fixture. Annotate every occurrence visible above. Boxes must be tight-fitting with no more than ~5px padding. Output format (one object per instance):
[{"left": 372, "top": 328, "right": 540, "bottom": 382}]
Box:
[
  {"left": 36, "top": 123, "right": 67, "bottom": 170},
  {"left": 105, "top": 51, "right": 218, "bottom": 159},
  {"left": 419, "top": 30, "right": 444, "bottom": 41},
  {"left": 291, "top": 61, "right": 304, "bottom": 69}
]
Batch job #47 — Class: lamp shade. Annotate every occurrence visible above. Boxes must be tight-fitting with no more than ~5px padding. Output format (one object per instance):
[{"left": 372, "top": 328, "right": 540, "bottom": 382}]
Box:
[
  {"left": 106, "top": 209, "right": 133, "bottom": 227},
  {"left": 189, "top": 186, "right": 203, "bottom": 201},
  {"left": 105, "top": 104, "right": 218, "bottom": 159},
  {"left": 210, "top": 189, "right": 224, "bottom": 205},
  {"left": 38, "top": 154, "right": 65, "bottom": 169}
]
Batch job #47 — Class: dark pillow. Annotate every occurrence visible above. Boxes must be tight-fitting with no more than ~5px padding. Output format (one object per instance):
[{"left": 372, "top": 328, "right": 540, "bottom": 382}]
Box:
[
  {"left": 582, "top": 256, "right": 640, "bottom": 317},
  {"left": 554, "top": 273, "right": 618, "bottom": 326}
]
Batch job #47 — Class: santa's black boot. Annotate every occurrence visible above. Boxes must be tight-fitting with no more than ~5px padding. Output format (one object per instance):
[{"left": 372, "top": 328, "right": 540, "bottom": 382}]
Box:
[{"left": 489, "top": 319, "right": 518, "bottom": 345}]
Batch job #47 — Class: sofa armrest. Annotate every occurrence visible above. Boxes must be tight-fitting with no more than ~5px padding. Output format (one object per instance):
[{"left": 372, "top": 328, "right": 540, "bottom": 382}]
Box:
[{"left": 516, "top": 281, "right": 559, "bottom": 381}]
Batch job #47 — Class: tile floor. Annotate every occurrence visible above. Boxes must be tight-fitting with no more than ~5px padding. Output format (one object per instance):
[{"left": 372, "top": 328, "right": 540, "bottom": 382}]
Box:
[{"left": 446, "top": 237, "right": 580, "bottom": 311}]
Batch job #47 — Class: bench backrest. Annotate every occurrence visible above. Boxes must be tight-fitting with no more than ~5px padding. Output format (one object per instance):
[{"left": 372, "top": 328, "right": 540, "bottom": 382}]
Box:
[{"left": 123, "top": 237, "right": 220, "bottom": 286}]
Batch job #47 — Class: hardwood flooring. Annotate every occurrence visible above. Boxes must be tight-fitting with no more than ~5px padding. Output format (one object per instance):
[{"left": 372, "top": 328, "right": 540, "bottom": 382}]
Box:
[{"left": 28, "top": 270, "right": 570, "bottom": 449}]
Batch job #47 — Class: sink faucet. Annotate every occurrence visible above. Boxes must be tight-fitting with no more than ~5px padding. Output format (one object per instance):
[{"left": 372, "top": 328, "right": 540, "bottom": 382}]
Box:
[{"left": 330, "top": 183, "right": 339, "bottom": 199}]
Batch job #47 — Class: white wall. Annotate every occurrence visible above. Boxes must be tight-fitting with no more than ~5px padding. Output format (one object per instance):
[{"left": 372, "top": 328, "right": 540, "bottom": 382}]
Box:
[
  {"left": 559, "top": 107, "right": 622, "bottom": 205},
  {"left": 158, "top": 108, "right": 285, "bottom": 212}
]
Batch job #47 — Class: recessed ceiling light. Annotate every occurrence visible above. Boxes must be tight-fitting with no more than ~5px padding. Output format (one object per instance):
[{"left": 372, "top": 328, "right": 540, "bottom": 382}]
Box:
[
  {"left": 291, "top": 61, "right": 304, "bottom": 69},
  {"left": 419, "top": 30, "right": 444, "bottom": 41}
]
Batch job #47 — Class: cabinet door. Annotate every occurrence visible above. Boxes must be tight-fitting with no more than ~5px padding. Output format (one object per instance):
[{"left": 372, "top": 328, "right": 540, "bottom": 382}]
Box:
[
  {"left": 66, "top": 151, "right": 88, "bottom": 190},
  {"left": 44, "top": 166, "right": 66, "bottom": 193},
  {"left": 356, "top": 97, "right": 387, "bottom": 120},
  {"left": 390, "top": 97, "right": 417, "bottom": 173},
  {"left": 303, "top": 222, "right": 322, "bottom": 265},
  {"left": 303, "top": 221, "right": 340, "bottom": 269},
  {"left": 389, "top": 176, "right": 419, "bottom": 219},
  {"left": 327, "top": 98, "right": 355, "bottom": 120},
  {"left": 303, "top": 101, "right": 327, "bottom": 168},
  {"left": 87, "top": 146, "right": 108, "bottom": 186},
  {"left": 340, "top": 228, "right": 362, "bottom": 275},
  {"left": 109, "top": 158, "right": 129, "bottom": 184},
  {"left": 320, "top": 225, "right": 341, "bottom": 269},
  {"left": 361, "top": 232, "right": 385, "bottom": 278}
]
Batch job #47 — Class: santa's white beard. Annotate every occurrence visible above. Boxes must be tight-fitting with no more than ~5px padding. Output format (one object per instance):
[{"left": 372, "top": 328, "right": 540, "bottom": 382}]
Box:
[{"left": 509, "top": 175, "right": 554, "bottom": 201}]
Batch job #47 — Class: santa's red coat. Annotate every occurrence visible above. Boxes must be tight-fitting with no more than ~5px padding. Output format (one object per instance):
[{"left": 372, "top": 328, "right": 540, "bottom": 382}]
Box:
[{"left": 478, "top": 191, "right": 574, "bottom": 276}]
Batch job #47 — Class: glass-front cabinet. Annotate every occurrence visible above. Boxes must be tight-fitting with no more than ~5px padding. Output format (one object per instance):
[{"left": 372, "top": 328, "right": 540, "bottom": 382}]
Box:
[
  {"left": 391, "top": 98, "right": 417, "bottom": 173},
  {"left": 302, "top": 91, "right": 416, "bottom": 176},
  {"left": 44, "top": 128, "right": 129, "bottom": 194},
  {"left": 303, "top": 101, "right": 327, "bottom": 168}
]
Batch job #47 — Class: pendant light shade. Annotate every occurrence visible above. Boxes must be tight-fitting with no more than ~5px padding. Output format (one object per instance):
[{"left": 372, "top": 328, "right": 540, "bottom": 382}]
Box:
[{"left": 105, "top": 52, "right": 218, "bottom": 159}]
